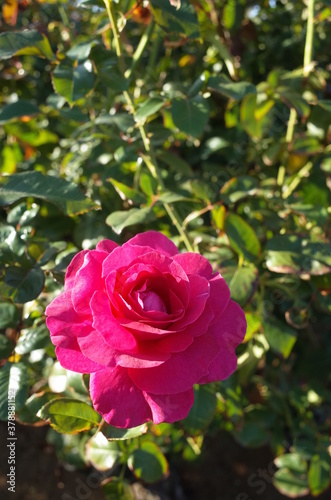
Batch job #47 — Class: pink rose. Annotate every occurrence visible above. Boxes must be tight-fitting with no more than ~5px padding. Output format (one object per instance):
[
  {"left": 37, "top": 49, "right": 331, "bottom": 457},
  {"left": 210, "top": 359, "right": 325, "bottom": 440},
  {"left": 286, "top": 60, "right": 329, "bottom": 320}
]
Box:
[{"left": 46, "top": 231, "right": 246, "bottom": 428}]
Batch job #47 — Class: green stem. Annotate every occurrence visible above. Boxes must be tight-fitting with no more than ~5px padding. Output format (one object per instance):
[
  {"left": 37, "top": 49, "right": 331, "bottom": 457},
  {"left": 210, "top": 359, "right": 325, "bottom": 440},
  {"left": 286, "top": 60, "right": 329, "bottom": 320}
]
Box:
[
  {"left": 102, "top": 2, "right": 193, "bottom": 252},
  {"left": 285, "top": 107, "right": 297, "bottom": 144},
  {"left": 125, "top": 20, "right": 155, "bottom": 80},
  {"left": 303, "top": 0, "right": 315, "bottom": 76},
  {"left": 103, "top": 0, "right": 125, "bottom": 73}
]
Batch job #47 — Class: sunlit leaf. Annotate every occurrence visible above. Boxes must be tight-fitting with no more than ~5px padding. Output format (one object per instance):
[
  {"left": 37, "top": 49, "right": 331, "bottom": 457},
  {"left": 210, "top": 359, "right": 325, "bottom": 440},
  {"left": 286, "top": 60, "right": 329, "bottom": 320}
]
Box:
[{"left": 0, "top": 171, "right": 99, "bottom": 216}]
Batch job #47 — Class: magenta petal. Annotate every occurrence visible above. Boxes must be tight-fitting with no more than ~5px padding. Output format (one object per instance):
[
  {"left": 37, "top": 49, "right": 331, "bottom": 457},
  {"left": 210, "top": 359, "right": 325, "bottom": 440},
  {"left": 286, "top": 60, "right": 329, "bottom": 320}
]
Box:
[
  {"left": 90, "top": 290, "right": 137, "bottom": 350},
  {"left": 64, "top": 250, "right": 88, "bottom": 291},
  {"left": 77, "top": 329, "right": 117, "bottom": 368},
  {"left": 55, "top": 343, "right": 103, "bottom": 373},
  {"left": 173, "top": 252, "right": 213, "bottom": 278},
  {"left": 208, "top": 273, "right": 231, "bottom": 321},
  {"left": 90, "top": 367, "right": 152, "bottom": 428},
  {"left": 179, "top": 303, "right": 214, "bottom": 338},
  {"left": 129, "top": 332, "right": 219, "bottom": 395},
  {"left": 172, "top": 274, "right": 210, "bottom": 330},
  {"left": 143, "top": 389, "right": 194, "bottom": 424},
  {"left": 157, "top": 331, "right": 193, "bottom": 353},
  {"left": 45, "top": 291, "right": 92, "bottom": 345},
  {"left": 71, "top": 250, "right": 108, "bottom": 315},
  {"left": 198, "top": 300, "right": 247, "bottom": 383},
  {"left": 127, "top": 230, "right": 178, "bottom": 256},
  {"left": 96, "top": 239, "right": 119, "bottom": 253}
]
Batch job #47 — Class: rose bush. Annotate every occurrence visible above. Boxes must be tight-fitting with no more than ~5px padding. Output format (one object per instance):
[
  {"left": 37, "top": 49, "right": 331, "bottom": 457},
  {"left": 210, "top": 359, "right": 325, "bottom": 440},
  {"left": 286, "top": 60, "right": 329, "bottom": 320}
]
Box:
[{"left": 46, "top": 231, "right": 246, "bottom": 428}]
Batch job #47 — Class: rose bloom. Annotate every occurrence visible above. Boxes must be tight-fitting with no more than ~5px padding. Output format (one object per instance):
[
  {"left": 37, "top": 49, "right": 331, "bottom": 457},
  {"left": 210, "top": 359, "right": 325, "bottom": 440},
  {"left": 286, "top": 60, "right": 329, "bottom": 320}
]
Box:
[{"left": 46, "top": 231, "right": 246, "bottom": 428}]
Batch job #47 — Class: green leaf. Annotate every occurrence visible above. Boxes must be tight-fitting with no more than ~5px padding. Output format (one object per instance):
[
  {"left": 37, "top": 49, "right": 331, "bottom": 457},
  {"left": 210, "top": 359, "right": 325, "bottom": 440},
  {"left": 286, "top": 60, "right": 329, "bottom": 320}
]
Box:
[
  {"left": 66, "top": 40, "right": 98, "bottom": 62},
  {"left": 52, "top": 59, "right": 95, "bottom": 105},
  {"left": 266, "top": 235, "right": 331, "bottom": 276},
  {"left": 108, "top": 178, "right": 146, "bottom": 205},
  {"left": 106, "top": 207, "right": 155, "bottom": 235},
  {"left": 0, "top": 30, "right": 55, "bottom": 60},
  {"left": 277, "top": 88, "right": 310, "bottom": 118},
  {"left": 240, "top": 93, "right": 265, "bottom": 139},
  {"left": 150, "top": 0, "right": 200, "bottom": 39},
  {"left": 158, "top": 151, "right": 192, "bottom": 175},
  {"left": 224, "top": 213, "right": 261, "bottom": 262},
  {"left": 3, "top": 266, "right": 45, "bottom": 304},
  {"left": 244, "top": 313, "right": 261, "bottom": 342},
  {"left": 318, "top": 100, "right": 331, "bottom": 113},
  {"left": 0, "top": 171, "right": 98, "bottom": 216},
  {"left": 102, "top": 478, "right": 134, "bottom": 500},
  {"left": 0, "top": 303, "right": 19, "bottom": 329},
  {"left": 273, "top": 469, "right": 309, "bottom": 497},
  {"left": 0, "top": 335, "right": 14, "bottom": 359},
  {"left": 208, "top": 75, "right": 256, "bottom": 101},
  {"left": 222, "top": 266, "right": 258, "bottom": 306},
  {"left": 221, "top": 176, "right": 258, "bottom": 203},
  {"left": 0, "top": 100, "right": 40, "bottom": 124},
  {"left": 308, "top": 454, "right": 331, "bottom": 496},
  {"left": 38, "top": 398, "right": 101, "bottom": 433},
  {"left": 103, "top": 424, "right": 148, "bottom": 441},
  {"left": 135, "top": 97, "right": 165, "bottom": 122},
  {"left": 128, "top": 441, "right": 169, "bottom": 483},
  {"left": 15, "top": 324, "right": 50, "bottom": 355},
  {"left": 0, "top": 362, "right": 29, "bottom": 420},
  {"left": 263, "top": 318, "right": 297, "bottom": 358},
  {"left": 172, "top": 96, "right": 210, "bottom": 137},
  {"left": 235, "top": 421, "right": 269, "bottom": 448},
  {"left": 85, "top": 432, "right": 121, "bottom": 471},
  {"left": 183, "top": 385, "right": 217, "bottom": 433},
  {"left": 274, "top": 453, "right": 308, "bottom": 474},
  {"left": 16, "top": 392, "right": 58, "bottom": 425}
]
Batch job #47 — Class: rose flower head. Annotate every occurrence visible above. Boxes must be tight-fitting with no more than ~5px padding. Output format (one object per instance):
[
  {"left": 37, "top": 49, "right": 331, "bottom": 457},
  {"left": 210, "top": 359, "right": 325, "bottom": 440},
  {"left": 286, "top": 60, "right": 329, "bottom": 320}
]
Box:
[{"left": 46, "top": 231, "right": 246, "bottom": 428}]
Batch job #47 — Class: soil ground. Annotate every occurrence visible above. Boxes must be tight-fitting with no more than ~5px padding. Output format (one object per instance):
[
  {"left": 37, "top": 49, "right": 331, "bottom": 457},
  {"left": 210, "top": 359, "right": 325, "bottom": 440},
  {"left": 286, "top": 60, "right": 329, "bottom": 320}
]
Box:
[{"left": 1, "top": 422, "right": 330, "bottom": 500}]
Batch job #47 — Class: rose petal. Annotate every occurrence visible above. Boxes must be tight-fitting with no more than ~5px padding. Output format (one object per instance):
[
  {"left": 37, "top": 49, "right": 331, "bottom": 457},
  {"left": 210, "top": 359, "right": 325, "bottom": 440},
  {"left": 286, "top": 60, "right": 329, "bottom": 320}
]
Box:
[
  {"left": 143, "top": 389, "right": 194, "bottom": 424},
  {"left": 45, "top": 291, "right": 92, "bottom": 345},
  {"left": 208, "top": 272, "right": 231, "bottom": 321},
  {"left": 64, "top": 250, "right": 88, "bottom": 291},
  {"left": 127, "top": 230, "right": 178, "bottom": 256},
  {"left": 55, "top": 343, "right": 103, "bottom": 373},
  {"left": 173, "top": 252, "right": 213, "bottom": 278},
  {"left": 90, "top": 290, "right": 137, "bottom": 350},
  {"left": 71, "top": 250, "right": 108, "bottom": 315},
  {"left": 96, "top": 239, "right": 119, "bottom": 253},
  {"left": 129, "top": 332, "right": 219, "bottom": 395},
  {"left": 171, "top": 274, "right": 209, "bottom": 330},
  {"left": 90, "top": 367, "right": 152, "bottom": 428},
  {"left": 77, "top": 329, "right": 117, "bottom": 368},
  {"left": 198, "top": 300, "right": 247, "bottom": 383},
  {"left": 156, "top": 331, "right": 193, "bottom": 353}
]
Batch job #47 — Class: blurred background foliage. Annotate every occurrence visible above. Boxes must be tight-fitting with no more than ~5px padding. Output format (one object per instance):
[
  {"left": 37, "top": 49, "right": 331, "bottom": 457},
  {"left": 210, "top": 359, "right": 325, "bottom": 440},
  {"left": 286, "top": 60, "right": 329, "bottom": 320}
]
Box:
[{"left": 0, "top": 0, "right": 331, "bottom": 498}]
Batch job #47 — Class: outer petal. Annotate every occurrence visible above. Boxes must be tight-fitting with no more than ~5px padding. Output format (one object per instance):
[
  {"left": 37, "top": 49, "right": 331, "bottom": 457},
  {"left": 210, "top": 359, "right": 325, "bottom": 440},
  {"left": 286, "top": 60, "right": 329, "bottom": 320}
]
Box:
[
  {"left": 77, "top": 329, "right": 117, "bottom": 368},
  {"left": 64, "top": 250, "right": 88, "bottom": 291},
  {"left": 55, "top": 343, "right": 103, "bottom": 373},
  {"left": 173, "top": 252, "right": 213, "bottom": 278},
  {"left": 128, "top": 332, "right": 219, "bottom": 395},
  {"left": 45, "top": 291, "right": 92, "bottom": 345},
  {"left": 126, "top": 230, "right": 178, "bottom": 257},
  {"left": 208, "top": 273, "right": 231, "bottom": 321},
  {"left": 198, "top": 300, "right": 247, "bottom": 384},
  {"left": 96, "top": 239, "right": 119, "bottom": 253},
  {"left": 90, "top": 367, "right": 152, "bottom": 428},
  {"left": 143, "top": 389, "right": 194, "bottom": 424},
  {"left": 72, "top": 250, "right": 108, "bottom": 315}
]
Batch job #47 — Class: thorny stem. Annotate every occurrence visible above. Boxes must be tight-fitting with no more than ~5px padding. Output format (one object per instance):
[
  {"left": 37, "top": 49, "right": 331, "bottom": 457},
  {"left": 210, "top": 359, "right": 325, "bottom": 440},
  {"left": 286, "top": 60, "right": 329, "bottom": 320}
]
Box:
[{"left": 103, "top": 1, "right": 194, "bottom": 252}]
